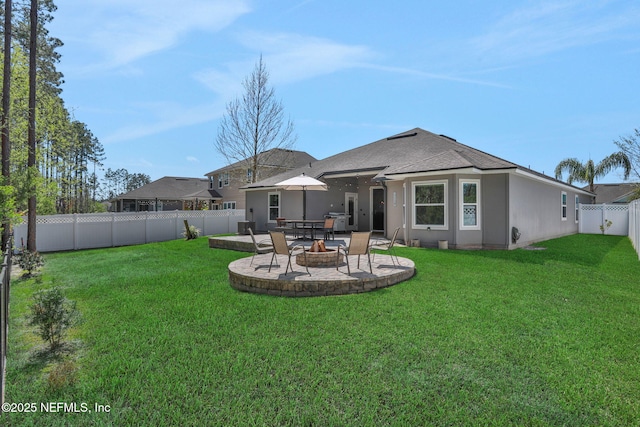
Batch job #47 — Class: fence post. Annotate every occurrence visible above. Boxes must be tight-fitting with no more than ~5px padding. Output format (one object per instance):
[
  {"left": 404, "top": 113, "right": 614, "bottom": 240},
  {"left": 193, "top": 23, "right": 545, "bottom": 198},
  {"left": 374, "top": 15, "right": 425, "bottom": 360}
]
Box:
[
  {"left": 73, "top": 213, "right": 78, "bottom": 250},
  {"left": 111, "top": 212, "right": 115, "bottom": 247}
]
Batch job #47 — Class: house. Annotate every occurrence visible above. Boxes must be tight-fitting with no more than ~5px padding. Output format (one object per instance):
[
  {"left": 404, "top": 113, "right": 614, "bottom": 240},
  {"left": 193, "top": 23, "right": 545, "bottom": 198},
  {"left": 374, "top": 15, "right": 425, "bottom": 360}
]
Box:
[
  {"left": 586, "top": 183, "right": 638, "bottom": 204},
  {"left": 205, "top": 148, "right": 317, "bottom": 210},
  {"left": 113, "top": 176, "right": 221, "bottom": 212},
  {"left": 242, "top": 128, "right": 595, "bottom": 249}
]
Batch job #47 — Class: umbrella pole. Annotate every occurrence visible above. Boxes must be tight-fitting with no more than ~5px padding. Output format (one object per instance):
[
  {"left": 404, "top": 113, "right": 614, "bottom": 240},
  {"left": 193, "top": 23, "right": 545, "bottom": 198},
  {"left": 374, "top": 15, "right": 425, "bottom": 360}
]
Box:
[{"left": 303, "top": 189, "right": 307, "bottom": 221}]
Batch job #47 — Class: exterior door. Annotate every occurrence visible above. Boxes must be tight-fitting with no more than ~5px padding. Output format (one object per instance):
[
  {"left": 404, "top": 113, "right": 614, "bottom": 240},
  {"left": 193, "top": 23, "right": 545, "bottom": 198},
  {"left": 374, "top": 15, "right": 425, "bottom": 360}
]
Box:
[
  {"left": 345, "top": 192, "right": 358, "bottom": 231},
  {"left": 371, "top": 187, "right": 385, "bottom": 232}
]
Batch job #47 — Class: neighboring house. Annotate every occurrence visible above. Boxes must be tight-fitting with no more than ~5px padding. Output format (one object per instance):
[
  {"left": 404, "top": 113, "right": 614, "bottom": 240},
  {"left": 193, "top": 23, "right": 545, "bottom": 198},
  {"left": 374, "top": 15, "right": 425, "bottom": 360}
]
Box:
[
  {"left": 586, "top": 183, "right": 638, "bottom": 204},
  {"left": 243, "top": 128, "right": 595, "bottom": 249},
  {"left": 205, "top": 148, "right": 316, "bottom": 210},
  {"left": 113, "top": 176, "right": 221, "bottom": 212}
]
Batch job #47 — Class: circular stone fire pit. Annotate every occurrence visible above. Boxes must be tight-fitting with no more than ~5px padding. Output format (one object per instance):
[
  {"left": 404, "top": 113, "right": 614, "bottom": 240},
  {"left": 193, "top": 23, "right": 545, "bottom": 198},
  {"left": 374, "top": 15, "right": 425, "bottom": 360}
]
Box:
[{"left": 296, "top": 249, "right": 344, "bottom": 267}]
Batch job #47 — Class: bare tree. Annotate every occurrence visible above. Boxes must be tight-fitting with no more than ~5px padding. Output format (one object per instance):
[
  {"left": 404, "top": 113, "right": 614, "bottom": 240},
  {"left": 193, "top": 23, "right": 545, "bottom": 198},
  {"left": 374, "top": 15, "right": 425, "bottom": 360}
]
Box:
[
  {"left": 214, "top": 55, "right": 297, "bottom": 184},
  {"left": 614, "top": 128, "right": 640, "bottom": 200}
]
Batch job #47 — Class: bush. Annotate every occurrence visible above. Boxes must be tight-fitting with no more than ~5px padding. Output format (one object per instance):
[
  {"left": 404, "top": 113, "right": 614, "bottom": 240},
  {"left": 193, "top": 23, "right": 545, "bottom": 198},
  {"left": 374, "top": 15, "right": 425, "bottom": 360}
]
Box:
[
  {"left": 16, "top": 249, "right": 44, "bottom": 277},
  {"left": 182, "top": 224, "right": 200, "bottom": 240},
  {"left": 28, "top": 287, "right": 81, "bottom": 352}
]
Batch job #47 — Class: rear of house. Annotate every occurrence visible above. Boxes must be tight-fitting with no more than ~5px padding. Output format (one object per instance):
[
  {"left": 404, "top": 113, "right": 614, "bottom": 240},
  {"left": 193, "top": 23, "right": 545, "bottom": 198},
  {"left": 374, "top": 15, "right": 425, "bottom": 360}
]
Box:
[{"left": 243, "top": 129, "right": 593, "bottom": 249}]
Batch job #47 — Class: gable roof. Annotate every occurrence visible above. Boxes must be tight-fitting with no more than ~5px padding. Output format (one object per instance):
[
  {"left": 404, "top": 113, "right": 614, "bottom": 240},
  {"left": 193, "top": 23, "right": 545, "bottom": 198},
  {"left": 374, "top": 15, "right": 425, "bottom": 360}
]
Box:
[
  {"left": 587, "top": 183, "right": 638, "bottom": 203},
  {"left": 205, "top": 148, "right": 317, "bottom": 176},
  {"left": 243, "top": 128, "right": 594, "bottom": 196},
  {"left": 243, "top": 128, "right": 586, "bottom": 193},
  {"left": 116, "top": 177, "right": 222, "bottom": 200}
]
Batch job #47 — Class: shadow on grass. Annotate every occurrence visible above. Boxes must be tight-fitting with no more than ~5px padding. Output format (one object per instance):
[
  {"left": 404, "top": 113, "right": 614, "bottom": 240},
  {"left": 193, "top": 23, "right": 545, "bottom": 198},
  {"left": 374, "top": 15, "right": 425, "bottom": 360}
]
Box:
[
  {"left": 452, "top": 234, "right": 628, "bottom": 267},
  {"left": 19, "top": 341, "right": 82, "bottom": 376}
]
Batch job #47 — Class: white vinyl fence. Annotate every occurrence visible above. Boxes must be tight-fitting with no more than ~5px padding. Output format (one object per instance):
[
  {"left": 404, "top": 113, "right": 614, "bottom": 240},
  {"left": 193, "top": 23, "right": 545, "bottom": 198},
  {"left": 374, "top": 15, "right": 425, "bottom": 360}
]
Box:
[
  {"left": 629, "top": 199, "right": 640, "bottom": 260},
  {"left": 13, "top": 210, "right": 245, "bottom": 252},
  {"left": 579, "top": 204, "right": 629, "bottom": 236}
]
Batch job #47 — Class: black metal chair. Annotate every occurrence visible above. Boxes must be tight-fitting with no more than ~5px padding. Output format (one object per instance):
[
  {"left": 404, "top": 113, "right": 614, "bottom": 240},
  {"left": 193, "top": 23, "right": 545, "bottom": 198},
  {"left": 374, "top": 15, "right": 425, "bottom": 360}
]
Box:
[
  {"left": 323, "top": 217, "right": 335, "bottom": 240},
  {"left": 268, "top": 231, "right": 309, "bottom": 275},
  {"left": 248, "top": 228, "right": 273, "bottom": 269},
  {"left": 337, "top": 231, "right": 372, "bottom": 275},
  {"left": 371, "top": 227, "right": 401, "bottom": 267}
]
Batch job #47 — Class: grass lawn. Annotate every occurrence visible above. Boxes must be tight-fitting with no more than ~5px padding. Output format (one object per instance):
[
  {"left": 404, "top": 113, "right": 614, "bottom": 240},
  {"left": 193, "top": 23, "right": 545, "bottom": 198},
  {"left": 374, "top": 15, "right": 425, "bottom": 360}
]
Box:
[{"left": 4, "top": 234, "right": 640, "bottom": 426}]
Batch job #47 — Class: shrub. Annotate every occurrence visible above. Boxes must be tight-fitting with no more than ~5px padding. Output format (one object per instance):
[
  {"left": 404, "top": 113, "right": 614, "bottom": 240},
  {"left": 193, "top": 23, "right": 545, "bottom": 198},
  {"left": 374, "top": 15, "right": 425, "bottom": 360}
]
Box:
[
  {"left": 28, "top": 287, "right": 81, "bottom": 352},
  {"left": 16, "top": 249, "right": 44, "bottom": 277},
  {"left": 182, "top": 224, "right": 200, "bottom": 240}
]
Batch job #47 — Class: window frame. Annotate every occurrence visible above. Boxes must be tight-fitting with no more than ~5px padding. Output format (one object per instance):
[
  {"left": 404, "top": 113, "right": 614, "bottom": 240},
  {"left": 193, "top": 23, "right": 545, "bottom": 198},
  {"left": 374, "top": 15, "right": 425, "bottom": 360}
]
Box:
[
  {"left": 575, "top": 195, "right": 579, "bottom": 223},
  {"left": 459, "top": 179, "right": 481, "bottom": 231},
  {"left": 222, "top": 201, "right": 236, "bottom": 210},
  {"left": 561, "top": 191, "right": 567, "bottom": 221},
  {"left": 412, "top": 180, "right": 448, "bottom": 230},
  {"left": 267, "top": 191, "right": 281, "bottom": 223}
]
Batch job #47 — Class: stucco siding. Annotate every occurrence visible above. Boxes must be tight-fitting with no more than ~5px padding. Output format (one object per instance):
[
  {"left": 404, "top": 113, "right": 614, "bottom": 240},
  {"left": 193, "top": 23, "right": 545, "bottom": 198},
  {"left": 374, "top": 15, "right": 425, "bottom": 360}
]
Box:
[
  {"left": 508, "top": 173, "right": 583, "bottom": 247},
  {"left": 482, "top": 174, "right": 509, "bottom": 249}
]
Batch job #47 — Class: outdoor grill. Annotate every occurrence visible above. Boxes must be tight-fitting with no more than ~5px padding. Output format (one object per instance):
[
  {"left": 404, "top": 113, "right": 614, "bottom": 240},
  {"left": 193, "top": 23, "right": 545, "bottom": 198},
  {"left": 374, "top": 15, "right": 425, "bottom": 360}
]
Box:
[{"left": 326, "top": 212, "right": 349, "bottom": 232}]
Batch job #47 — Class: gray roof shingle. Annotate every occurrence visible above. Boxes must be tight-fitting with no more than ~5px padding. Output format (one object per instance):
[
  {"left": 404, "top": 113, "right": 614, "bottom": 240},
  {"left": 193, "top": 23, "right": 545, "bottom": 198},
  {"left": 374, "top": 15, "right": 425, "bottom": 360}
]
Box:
[
  {"left": 117, "top": 177, "right": 221, "bottom": 200},
  {"left": 243, "top": 128, "right": 517, "bottom": 188}
]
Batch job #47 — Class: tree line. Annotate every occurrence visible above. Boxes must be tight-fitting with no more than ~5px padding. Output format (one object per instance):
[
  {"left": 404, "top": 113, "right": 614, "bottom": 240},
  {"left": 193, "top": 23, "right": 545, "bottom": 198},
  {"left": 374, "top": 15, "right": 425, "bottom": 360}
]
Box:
[{"left": 1, "top": 1, "right": 149, "bottom": 250}]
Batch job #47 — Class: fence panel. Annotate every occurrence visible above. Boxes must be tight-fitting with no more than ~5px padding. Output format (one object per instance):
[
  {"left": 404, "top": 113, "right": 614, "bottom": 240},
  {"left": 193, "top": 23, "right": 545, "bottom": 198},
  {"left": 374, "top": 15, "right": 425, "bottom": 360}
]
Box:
[
  {"left": 579, "top": 204, "right": 629, "bottom": 235},
  {"left": 630, "top": 200, "right": 640, "bottom": 260},
  {"left": 13, "top": 210, "right": 245, "bottom": 252},
  {"left": 113, "top": 213, "right": 148, "bottom": 247}
]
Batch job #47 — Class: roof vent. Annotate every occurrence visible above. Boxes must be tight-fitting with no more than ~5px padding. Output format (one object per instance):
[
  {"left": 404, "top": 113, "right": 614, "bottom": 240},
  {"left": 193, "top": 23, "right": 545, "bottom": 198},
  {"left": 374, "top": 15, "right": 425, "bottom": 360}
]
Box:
[
  {"left": 387, "top": 132, "right": 417, "bottom": 141},
  {"left": 439, "top": 134, "right": 457, "bottom": 142}
]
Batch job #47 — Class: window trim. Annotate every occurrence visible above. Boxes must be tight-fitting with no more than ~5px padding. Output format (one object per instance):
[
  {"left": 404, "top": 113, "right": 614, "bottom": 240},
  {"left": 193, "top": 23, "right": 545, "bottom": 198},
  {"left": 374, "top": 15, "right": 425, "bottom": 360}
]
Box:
[
  {"left": 459, "top": 179, "right": 481, "bottom": 231},
  {"left": 575, "top": 195, "right": 579, "bottom": 223},
  {"left": 561, "top": 191, "right": 567, "bottom": 221},
  {"left": 412, "top": 180, "right": 448, "bottom": 230},
  {"left": 222, "top": 201, "right": 236, "bottom": 210},
  {"left": 267, "top": 191, "right": 281, "bottom": 223}
]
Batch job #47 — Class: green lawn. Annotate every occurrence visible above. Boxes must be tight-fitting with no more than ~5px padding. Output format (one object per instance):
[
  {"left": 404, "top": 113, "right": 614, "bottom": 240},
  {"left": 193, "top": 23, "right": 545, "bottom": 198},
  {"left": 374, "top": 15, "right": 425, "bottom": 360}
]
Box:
[{"left": 5, "top": 234, "right": 640, "bottom": 426}]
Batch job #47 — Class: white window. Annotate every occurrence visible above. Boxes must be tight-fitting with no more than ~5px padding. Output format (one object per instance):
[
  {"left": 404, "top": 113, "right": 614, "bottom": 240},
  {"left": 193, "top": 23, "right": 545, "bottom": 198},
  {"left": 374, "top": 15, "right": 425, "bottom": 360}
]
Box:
[
  {"left": 413, "top": 180, "right": 447, "bottom": 230},
  {"left": 223, "top": 201, "right": 236, "bottom": 210},
  {"left": 218, "top": 172, "right": 230, "bottom": 188},
  {"left": 575, "top": 195, "right": 579, "bottom": 223},
  {"left": 208, "top": 176, "right": 214, "bottom": 189},
  {"left": 561, "top": 192, "right": 567, "bottom": 220},
  {"left": 246, "top": 169, "right": 253, "bottom": 183},
  {"left": 460, "top": 180, "right": 480, "bottom": 230},
  {"left": 268, "top": 192, "right": 280, "bottom": 222}
]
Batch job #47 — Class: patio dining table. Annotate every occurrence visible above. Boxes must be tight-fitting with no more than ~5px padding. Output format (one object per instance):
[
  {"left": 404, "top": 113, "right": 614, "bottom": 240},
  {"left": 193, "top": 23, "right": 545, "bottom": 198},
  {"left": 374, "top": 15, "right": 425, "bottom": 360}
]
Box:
[{"left": 284, "top": 219, "right": 325, "bottom": 240}]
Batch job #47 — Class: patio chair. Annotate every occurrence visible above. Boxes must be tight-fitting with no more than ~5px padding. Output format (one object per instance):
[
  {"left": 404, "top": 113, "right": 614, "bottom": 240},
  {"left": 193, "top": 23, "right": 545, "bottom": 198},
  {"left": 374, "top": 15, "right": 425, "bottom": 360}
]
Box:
[
  {"left": 268, "top": 231, "right": 310, "bottom": 275},
  {"left": 323, "top": 217, "right": 335, "bottom": 240},
  {"left": 275, "top": 217, "right": 296, "bottom": 238},
  {"left": 370, "top": 227, "right": 401, "bottom": 267},
  {"left": 337, "top": 231, "right": 372, "bottom": 275},
  {"left": 248, "top": 228, "right": 273, "bottom": 268}
]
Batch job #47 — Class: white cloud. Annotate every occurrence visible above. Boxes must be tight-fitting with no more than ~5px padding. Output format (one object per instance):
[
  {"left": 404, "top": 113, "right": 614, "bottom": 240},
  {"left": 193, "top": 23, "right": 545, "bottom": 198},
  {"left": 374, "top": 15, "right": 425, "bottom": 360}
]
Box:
[
  {"left": 102, "top": 100, "right": 225, "bottom": 144},
  {"left": 186, "top": 156, "right": 200, "bottom": 163},
  {"left": 59, "top": 0, "right": 251, "bottom": 71},
  {"left": 239, "top": 32, "right": 378, "bottom": 86},
  {"left": 471, "top": 1, "right": 640, "bottom": 63},
  {"left": 194, "top": 32, "right": 377, "bottom": 101}
]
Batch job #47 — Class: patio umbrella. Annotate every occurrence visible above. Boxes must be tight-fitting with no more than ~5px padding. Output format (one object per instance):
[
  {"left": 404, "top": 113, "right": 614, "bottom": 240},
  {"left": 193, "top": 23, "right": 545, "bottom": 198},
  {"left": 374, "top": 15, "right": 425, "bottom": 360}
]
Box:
[{"left": 275, "top": 173, "right": 328, "bottom": 220}]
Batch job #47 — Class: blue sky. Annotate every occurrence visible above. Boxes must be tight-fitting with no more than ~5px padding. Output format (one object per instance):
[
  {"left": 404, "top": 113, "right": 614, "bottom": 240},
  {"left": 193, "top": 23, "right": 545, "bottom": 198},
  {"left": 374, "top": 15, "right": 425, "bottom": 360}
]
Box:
[{"left": 49, "top": 1, "right": 640, "bottom": 184}]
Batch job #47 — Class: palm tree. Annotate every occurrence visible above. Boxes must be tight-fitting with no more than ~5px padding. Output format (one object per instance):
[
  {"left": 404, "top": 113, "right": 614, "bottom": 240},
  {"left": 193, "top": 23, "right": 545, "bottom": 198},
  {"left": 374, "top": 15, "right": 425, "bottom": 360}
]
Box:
[{"left": 554, "top": 152, "right": 631, "bottom": 193}]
